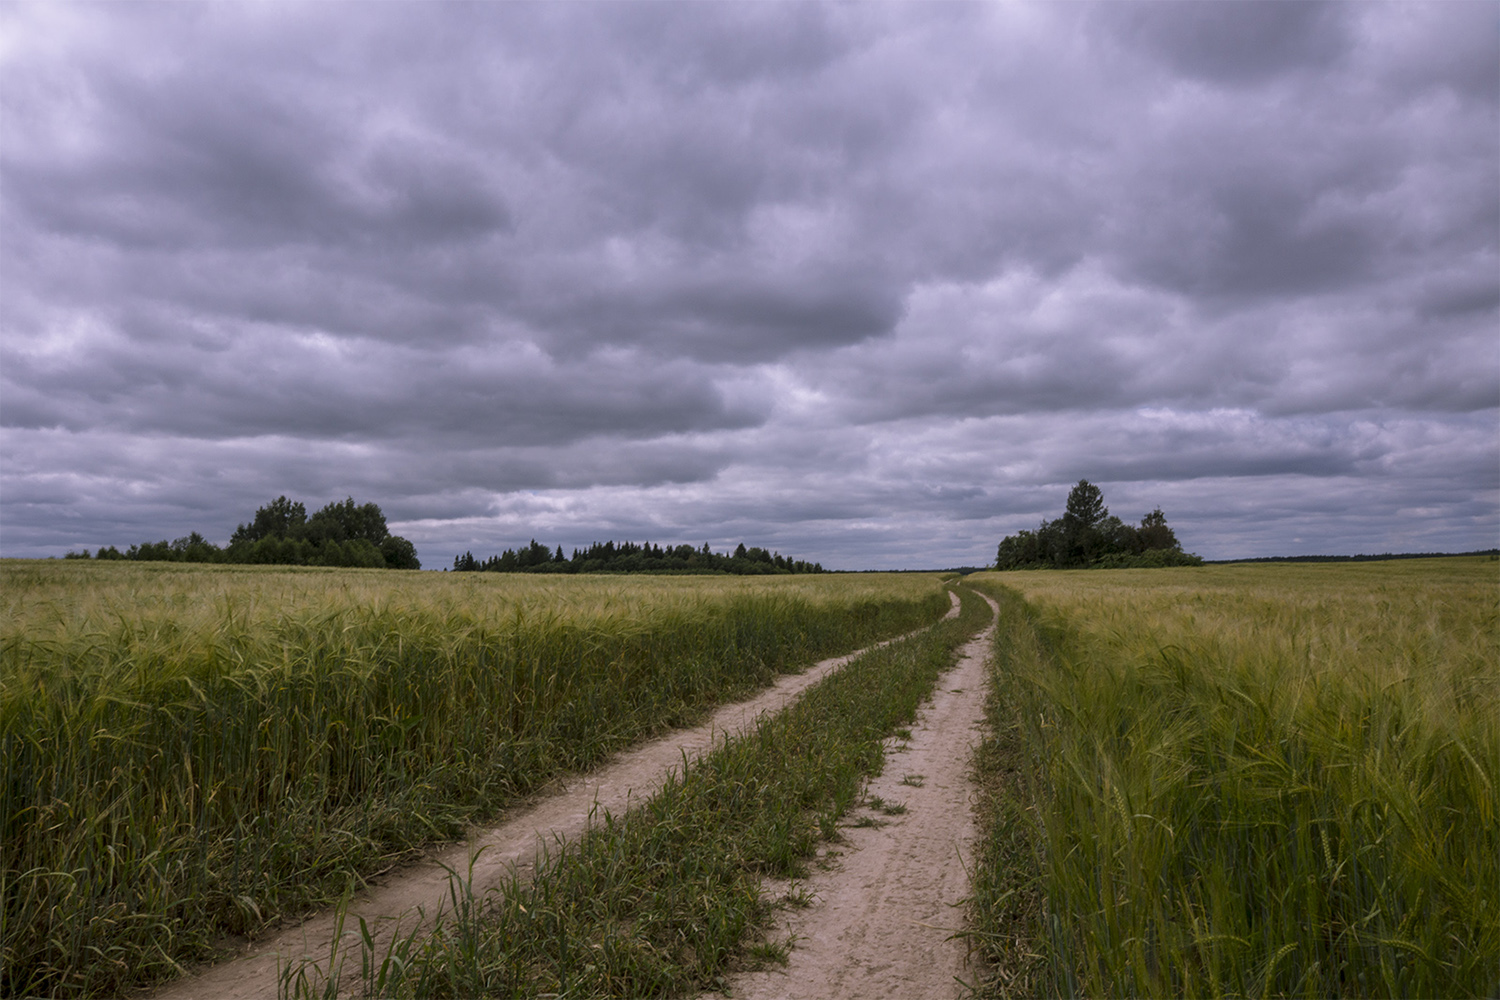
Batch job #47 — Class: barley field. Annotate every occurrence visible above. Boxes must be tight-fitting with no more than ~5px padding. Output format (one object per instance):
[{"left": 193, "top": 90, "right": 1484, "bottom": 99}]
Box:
[
  {"left": 287, "top": 587, "right": 993, "bottom": 999},
  {"left": 0, "top": 559, "right": 949, "bottom": 998},
  {"left": 968, "top": 557, "right": 1500, "bottom": 998}
]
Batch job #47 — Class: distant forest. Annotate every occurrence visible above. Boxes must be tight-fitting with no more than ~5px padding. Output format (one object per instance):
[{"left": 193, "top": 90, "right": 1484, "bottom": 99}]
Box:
[
  {"left": 64, "top": 496, "right": 421, "bottom": 569},
  {"left": 1210, "top": 550, "right": 1500, "bottom": 564},
  {"left": 452, "top": 540, "right": 824, "bottom": 575},
  {"left": 995, "top": 480, "right": 1203, "bottom": 570}
]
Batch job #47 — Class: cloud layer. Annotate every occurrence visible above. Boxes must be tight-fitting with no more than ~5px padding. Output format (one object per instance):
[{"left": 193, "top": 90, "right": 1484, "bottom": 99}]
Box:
[{"left": 3, "top": 2, "right": 1496, "bottom": 567}]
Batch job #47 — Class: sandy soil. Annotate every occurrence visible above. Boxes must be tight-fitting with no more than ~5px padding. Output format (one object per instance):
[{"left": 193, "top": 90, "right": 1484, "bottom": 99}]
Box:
[
  {"left": 703, "top": 593, "right": 998, "bottom": 1000},
  {"left": 151, "top": 592, "right": 962, "bottom": 1000}
]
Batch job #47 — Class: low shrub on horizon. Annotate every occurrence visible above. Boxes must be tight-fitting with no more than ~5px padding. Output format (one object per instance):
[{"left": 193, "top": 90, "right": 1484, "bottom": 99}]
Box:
[
  {"left": 61, "top": 495, "right": 422, "bottom": 570},
  {"left": 995, "top": 480, "right": 1202, "bottom": 571}
]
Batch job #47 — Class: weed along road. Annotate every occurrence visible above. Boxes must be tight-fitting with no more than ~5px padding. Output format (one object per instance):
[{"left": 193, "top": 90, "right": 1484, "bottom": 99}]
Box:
[
  {"left": 704, "top": 593, "right": 999, "bottom": 1000},
  {"left": 150, "top": 593, "right": 963, "bottom": 1000}
]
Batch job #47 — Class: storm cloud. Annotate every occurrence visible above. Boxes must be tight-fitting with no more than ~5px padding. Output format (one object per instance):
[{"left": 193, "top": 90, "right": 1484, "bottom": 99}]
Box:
[{"left": 2, "top": 2, "right": 1495, "bottom": 567}]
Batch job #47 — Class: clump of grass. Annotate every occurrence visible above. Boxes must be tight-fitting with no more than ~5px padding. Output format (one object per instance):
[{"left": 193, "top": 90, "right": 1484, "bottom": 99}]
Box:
[
  {"left": 0, "top": 561, "right": 949, "bottom": 998},
  {"left": 865, "top": 795, "right": 906, "bottom": 816},
  {"left": 966, "top": 559, "right": 1500, "bottom": 998},
  {"left": 746, "top": 938, "right": 793, "bottom": 967},
  {"left": 304, "top": 587, "right": 993, "bottom": 998},
  {"left": 781, "top": 884, "right": 814, "bottom": 909}
]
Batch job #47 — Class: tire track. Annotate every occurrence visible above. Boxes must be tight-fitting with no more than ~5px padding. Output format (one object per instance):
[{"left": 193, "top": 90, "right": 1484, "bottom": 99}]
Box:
[
  {"left": 152, "top": 592, "right": 961, "bottom": 1000},
  {"left": 705, "top": 592, "right": 998, "bottom": 1000}
]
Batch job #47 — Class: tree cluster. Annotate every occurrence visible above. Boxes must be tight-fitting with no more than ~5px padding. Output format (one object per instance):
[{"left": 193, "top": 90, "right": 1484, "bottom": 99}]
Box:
[
  {"left": 64, "top": 496, "right": 421, "bottom": 569},
  {"left": 452, "top": 539, "right": 824, "bottom": 575},
  {"left": 995, "top": 480, "right": 1202, "bottom": 570}
]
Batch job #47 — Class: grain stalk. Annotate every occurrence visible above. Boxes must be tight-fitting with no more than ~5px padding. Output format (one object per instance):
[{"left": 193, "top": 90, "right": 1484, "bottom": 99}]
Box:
[
  {"left": 1, "top": 562, "right": 948, "bottom": 997},
  {"left": 966, "top": 559, "right": 1499, "bottom": 998},
  {"left": 294, "top": 587, "right": 993, "bottom": 997}
]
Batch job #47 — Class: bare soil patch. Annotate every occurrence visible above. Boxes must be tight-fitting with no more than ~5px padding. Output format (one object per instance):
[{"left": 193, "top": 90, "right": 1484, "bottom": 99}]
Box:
[
  {"left": 704, "top": 593, "right": 998, "bottom": 1000},
  {"left": 151, "top": 593, "right": 961, "bottom": 1000}
]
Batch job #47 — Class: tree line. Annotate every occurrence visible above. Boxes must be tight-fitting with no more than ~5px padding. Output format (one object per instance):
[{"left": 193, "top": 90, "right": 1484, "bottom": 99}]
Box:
[
  {"left": 64, "top": 496, "right": 421, "bottom": 569},
  {"left": 1210, "top": 550, "right": 1499, "bottom": 564},
  {"left": 995, "top": 480, "right": 1202, "bottom": 570},
  {"left": 452, "top": 539, "right": 824, "bottom": 575}
]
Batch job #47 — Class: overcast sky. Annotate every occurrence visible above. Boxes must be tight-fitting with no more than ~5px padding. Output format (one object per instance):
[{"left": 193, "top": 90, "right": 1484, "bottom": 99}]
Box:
[{"left": 2, "top": 2, "right": 1496, "bottom": 569}]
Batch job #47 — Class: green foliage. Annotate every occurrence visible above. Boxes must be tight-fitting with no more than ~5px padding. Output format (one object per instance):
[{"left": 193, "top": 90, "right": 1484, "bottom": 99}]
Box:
[
  {"left": 303, "top": 497, "right": 391, "bottom": 547},
  {"left": 996, "top": 480, "right": 1200, "bottom": 570},
  {"left": 118, "top": 496, "right": 419, "bottom": 569},
  {"left": 172, "top": 530, "right": 221, "bottom": 563},
  {"left": 453, "top": 539, "right": 825, "bottom": 575},
  {"left": 381, "top": 535, "right": 421, "bottom": 571},
  {"left": 1062, "top": 478, "right": 1107, "bottom": 530},
  {"left": 966, "top": 561, "right": 1500, "bottom": 998},
  {"left": 126, "top": 536, "right": 219, "bottom": 562},
  {"left": 229, "top": 494, "right": 307, "bottom": 544},
  {"left": 1092, "top": 547, "right": 1205, "bottom": 569},
  {"left": 1138, "top": 506, "right": 1178, "bottom": 551}
]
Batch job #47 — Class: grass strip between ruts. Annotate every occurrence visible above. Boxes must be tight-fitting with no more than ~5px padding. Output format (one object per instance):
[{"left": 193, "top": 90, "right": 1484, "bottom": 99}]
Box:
[
  {"left": 290, "top": 586, "right": 992, "bottom": 999},
  {"left": 963, "top": 584, "right": 1052, "bottom": 999}
]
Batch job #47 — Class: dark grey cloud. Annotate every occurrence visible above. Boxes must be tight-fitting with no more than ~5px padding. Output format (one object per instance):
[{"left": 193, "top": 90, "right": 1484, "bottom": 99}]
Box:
[
  {"left": 5, "top": 323, "right": 760, "bottom": 444},
  {"left": 1103, "top": 1, "right": 1352, "bottom": 85},
  {"left": 2, "top": 2, "right": 1494, "bottom": 568}
]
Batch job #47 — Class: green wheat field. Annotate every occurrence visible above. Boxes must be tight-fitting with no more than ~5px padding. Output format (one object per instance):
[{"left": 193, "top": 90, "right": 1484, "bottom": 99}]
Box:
[
  {"left": 0, "top": 560, "right": 948, "bottom": 997},
  {"left": 968, "top": 556, "right": 1499, "bottom": 998},
  {"left": 3, "top": 556, "right": 1497, "bottom": 997}
]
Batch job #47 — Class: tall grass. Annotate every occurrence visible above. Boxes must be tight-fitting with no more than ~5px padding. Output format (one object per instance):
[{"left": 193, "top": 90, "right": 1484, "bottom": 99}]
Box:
[
  {"left": 968, "top": 559, "right": 1500, "bottom": 998},
  {"left": 0, "top": 560, "right": 948, "bottom": 998},
  {"left": 297, "top": 586, "right": 993, "bottom": 998}
]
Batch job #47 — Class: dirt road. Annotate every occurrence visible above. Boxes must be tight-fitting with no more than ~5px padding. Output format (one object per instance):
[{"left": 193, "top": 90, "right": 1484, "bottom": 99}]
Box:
[
  {"left": 153, "top": 593, "right": 962, "bottom": 1000},
  {"left": 705, "top": 592, "right": 998, "bottom": 1000}
]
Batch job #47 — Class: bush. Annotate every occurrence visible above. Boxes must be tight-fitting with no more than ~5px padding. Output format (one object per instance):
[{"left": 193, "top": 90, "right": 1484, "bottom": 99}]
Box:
[
  {"left": 119, "top": 497, "right": 420, "bottom": 570},
  {"left": 996, "top": 481, "right": 1199, "bottom": 570}
]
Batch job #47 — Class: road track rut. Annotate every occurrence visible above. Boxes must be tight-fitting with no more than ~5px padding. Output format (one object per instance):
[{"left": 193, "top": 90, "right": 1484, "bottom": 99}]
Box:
[
  {"left": 152, "top": 593, "right": 962, "bottom": 1000},
  {"left": 705, "top": 592, "right": 998, "bottom": 1000}
]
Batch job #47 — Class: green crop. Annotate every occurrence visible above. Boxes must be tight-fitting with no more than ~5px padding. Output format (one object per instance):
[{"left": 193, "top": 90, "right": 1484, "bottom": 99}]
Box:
[
  {"left": 967, "top": 558, "right": 1500, "bottom": 998},
  {"left": 0, "top": 560, "right": 948, "bottom": 997},
  {"left": 288, "top": 587, "right": 993, "bottom": 998}
]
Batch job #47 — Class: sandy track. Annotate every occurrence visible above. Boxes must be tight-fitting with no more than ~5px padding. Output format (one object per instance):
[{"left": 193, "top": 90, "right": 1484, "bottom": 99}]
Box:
[
  {"left": 705, "top": 592, "right": 998, "bottom": 1000},
  {"left": 152, "top": 593, "right": 961, "bottom": 1000}
]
